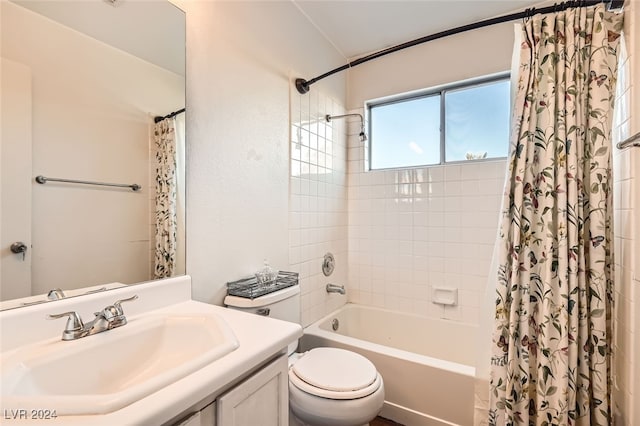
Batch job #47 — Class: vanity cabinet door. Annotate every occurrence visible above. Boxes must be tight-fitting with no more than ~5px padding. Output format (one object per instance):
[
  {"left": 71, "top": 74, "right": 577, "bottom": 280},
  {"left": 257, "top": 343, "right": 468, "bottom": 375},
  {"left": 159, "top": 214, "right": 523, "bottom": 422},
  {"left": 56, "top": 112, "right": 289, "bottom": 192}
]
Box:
[
  {"left": 175, "top": 401, "right": 216, "bottom": 426},
  {"left": 217, "top": 354, "right": 288, "bottom": 426}
]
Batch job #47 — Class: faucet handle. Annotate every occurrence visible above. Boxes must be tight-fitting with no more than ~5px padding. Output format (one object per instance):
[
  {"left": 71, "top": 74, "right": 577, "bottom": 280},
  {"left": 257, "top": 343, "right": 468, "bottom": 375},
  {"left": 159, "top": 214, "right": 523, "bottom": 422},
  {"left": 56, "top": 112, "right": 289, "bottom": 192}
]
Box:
[
  {"left": 47, "top": 311, "right": 84, "bottom": 332},
  {"left": 113, "top": 295, "right": 138, "bottom": 316},
  {"left": 94, "top": 306, "right": 119, "bottom": 321}
]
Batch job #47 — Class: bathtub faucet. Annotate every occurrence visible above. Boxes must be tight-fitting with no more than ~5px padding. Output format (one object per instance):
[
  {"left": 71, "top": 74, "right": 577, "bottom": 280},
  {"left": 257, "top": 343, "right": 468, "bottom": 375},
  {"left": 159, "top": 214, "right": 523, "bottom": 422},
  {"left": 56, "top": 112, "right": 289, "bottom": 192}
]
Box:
[{"left": 326, "top": 283, "right": 346, "bottom": 295}]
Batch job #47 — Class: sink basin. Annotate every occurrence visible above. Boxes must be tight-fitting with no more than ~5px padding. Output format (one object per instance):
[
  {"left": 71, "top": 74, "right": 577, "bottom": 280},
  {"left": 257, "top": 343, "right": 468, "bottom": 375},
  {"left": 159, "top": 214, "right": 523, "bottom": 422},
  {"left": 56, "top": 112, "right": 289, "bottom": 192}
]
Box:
[{"left": 1, "top": 312, "right": 239, "bottom": 416}]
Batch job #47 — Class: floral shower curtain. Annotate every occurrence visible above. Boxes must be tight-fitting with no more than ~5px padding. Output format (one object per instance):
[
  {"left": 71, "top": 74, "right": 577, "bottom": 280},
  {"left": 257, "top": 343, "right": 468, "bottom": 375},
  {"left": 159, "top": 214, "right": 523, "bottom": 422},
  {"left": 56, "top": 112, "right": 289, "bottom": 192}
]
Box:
[
  {"left": 154, "top": 118, "right": 177, "bottom": 279},
  {"left": 489, "top": 4, "right": 623, "bottom": 425}
]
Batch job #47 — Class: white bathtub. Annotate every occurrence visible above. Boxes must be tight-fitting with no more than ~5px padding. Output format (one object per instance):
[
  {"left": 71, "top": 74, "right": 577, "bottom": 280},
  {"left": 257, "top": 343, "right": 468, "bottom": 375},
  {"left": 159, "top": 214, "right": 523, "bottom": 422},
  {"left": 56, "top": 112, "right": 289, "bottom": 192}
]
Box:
[{"left": 300, "top": 304, "right": 477, "bottom": 426}]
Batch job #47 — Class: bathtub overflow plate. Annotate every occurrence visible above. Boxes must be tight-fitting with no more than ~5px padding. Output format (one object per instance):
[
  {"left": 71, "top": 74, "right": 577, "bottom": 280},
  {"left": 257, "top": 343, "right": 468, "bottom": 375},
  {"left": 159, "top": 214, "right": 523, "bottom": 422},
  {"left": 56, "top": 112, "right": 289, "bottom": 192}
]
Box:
[
  {"left": 331, "top": 318, "right": 339, "bottom": 331},
  {"left": 322, "top": 252, "right": 335, "bottom": 277}
]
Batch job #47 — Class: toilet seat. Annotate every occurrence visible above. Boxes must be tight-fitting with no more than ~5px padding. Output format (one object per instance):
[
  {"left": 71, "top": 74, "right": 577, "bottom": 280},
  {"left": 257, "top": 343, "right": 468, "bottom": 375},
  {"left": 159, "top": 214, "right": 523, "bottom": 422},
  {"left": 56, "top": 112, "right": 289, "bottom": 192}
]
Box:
[{"left": 289, "top": 348, "right": 381, "bottom": 400}]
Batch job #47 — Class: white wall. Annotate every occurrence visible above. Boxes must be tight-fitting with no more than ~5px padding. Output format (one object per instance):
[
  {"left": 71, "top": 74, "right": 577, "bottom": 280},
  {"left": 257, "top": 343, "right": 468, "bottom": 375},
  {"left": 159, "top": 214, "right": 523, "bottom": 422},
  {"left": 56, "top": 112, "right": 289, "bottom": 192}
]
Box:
[
  {"left": 181, "top": 1, "right": 346, "bottom": 307},
  {"left": 346, "top": 21, "right": 516, "bottom": 110},
  {"left": 613, "top": 1, "right": 640, "bottom": 424},
  {"left": 345, "top": 21, "right": 515, "bottom": 325},
  {"left": 0, "top": 2, "right": 184, "bottom": 294},
  {"left": 1, "top": 59, "right": 33, "bottom": 300}
]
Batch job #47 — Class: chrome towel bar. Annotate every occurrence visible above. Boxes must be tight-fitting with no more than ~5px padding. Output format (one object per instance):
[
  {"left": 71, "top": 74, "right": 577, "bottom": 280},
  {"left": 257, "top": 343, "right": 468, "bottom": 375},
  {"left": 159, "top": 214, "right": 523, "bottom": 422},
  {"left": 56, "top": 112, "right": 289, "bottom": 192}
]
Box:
[
  {"left": 35, "top": 175, "right": 141, "bottom": 191},
  {"left": 617, "top": 131, "right": 640, "bottom": 149}
]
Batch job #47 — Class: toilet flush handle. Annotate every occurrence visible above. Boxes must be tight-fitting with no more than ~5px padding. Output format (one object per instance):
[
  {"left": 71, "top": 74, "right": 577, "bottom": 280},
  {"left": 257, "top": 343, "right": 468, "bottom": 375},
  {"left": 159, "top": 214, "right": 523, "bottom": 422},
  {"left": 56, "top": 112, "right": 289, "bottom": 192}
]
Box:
[{"left": 256, "top": 308, "right": 270, "bottom": 316}]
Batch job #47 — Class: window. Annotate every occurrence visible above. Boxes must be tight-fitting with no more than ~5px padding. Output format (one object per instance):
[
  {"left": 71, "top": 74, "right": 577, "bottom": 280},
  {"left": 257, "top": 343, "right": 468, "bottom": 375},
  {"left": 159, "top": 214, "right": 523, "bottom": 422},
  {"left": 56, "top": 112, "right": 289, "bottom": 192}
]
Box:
[{"left": 368, "top": 76, "right": 510, "bottom": 170}]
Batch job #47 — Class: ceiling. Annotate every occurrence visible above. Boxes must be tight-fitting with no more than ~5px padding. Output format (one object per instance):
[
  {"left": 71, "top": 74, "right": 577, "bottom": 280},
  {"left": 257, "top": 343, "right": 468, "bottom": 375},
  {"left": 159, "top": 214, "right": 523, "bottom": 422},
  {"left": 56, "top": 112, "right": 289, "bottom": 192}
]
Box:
[
  {"left": 13, "top": 0, "right": 549, "bottom": 76},
  {"left": 12, "top": 0, "right": 185, "bottom": 76},
  {"left": 293, "top": 0, "right": 546, "bottom": 59}
]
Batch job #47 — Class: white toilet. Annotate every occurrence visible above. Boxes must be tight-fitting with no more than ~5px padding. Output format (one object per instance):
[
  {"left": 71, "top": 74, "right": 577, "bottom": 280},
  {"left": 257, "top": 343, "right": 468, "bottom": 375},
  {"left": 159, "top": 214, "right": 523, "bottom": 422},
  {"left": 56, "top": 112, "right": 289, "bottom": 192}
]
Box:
[{"left": 224, "top": 285, "right": 385, "bottom": 426}]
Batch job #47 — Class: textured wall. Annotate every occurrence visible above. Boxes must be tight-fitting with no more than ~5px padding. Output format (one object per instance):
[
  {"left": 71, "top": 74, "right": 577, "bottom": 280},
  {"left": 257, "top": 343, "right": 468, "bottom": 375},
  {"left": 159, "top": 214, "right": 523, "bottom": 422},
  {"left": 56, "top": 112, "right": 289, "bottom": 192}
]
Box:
[{"left": 182, "top": 1, "right": 346, "bottom": 306}]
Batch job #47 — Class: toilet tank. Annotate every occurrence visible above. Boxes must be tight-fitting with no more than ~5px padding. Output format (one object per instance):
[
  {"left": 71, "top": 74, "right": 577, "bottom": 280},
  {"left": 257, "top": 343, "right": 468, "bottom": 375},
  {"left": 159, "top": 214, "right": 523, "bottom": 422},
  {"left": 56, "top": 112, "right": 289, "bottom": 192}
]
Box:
[
  {"left": 224, "top": 285, "right": 301, "bottom": 355},
  {"left": 224, "top": 285, "right": 301, "bottom": 325}
]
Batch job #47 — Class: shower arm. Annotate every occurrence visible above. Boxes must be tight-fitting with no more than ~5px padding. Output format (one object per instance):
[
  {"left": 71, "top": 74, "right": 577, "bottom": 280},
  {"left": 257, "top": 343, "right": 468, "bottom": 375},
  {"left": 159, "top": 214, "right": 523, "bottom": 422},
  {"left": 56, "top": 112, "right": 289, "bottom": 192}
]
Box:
[
  {"left": 325, "top": 113, "right": 363, "bottom": 123},
  {"left": 325, "top": 113, "right": 367, "bottom": 142}
]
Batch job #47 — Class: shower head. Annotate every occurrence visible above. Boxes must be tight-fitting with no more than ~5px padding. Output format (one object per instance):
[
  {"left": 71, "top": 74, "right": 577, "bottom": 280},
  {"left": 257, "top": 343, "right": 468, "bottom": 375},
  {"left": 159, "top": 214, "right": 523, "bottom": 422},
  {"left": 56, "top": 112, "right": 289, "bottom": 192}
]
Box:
[{"left": 325, "top": 113, "right": 367, "bottom": 142}]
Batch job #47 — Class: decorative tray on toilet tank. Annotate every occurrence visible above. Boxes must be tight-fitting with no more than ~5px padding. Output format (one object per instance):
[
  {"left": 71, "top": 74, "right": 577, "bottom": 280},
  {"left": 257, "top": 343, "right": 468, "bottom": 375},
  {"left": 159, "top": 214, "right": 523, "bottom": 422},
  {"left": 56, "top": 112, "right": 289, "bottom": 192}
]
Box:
[{"left": 226, "top": 271, "right": 299, "bottom": 299}]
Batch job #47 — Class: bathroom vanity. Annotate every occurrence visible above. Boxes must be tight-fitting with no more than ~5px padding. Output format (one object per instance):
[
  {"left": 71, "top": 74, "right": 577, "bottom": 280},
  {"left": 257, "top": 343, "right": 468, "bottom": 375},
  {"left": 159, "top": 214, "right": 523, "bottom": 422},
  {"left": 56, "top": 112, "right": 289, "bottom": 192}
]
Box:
[
  {"left": 176, "top": 354, "right": 289, "bottom": 426},
  {"left": 0, "top": 276, "right": 302, "bottom": 425}
]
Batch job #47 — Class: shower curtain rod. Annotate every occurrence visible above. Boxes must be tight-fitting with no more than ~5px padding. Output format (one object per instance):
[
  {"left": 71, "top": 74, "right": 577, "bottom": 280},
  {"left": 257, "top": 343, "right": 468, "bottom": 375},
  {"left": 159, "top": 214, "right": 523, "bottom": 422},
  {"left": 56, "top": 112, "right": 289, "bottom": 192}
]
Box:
[
  {"left": 154, "top": 108, "right": 185, "bottom": 123},
  {"left": 295, "top": 0, "right": 624, "bottom": 94}
]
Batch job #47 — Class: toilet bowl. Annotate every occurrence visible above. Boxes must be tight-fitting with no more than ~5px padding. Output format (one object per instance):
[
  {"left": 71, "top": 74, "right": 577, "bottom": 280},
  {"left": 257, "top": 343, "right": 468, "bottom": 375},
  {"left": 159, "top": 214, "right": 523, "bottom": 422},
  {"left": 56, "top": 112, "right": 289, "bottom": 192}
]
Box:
[
  {"left": 288, "top": 348, "right": 384, "bottom": 426},
  {"left": 224, "top": 285, "right": 384, "bottom": 426}
]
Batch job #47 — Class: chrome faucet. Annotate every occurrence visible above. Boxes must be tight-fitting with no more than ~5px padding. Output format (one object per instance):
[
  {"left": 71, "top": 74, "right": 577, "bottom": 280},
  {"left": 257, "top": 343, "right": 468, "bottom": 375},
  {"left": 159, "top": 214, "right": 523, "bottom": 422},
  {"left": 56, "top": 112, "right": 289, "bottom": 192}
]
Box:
[
  {"left": 326, "top": 283, "right": 346, "bottom": 295},
  {"left": 47, "top": 288, "right": 66, "bottom": 300},
  {"left": 48, "top": 295, "right": 138, "bottom": 341}
]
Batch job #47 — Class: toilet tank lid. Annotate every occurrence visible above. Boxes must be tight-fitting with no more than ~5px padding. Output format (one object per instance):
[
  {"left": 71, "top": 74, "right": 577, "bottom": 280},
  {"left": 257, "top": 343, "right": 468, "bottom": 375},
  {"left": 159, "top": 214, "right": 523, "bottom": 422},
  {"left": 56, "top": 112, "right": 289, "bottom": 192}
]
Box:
[{"left": 224, "top": 285, "right": 300, "bottom": 308}]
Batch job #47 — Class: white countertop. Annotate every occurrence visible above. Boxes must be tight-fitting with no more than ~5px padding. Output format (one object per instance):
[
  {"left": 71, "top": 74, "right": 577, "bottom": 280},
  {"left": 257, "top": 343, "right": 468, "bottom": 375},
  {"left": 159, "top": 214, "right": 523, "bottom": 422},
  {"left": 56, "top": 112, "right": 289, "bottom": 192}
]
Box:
[{"left": 0, "top": 276, "right": 303, "bottom": 425}]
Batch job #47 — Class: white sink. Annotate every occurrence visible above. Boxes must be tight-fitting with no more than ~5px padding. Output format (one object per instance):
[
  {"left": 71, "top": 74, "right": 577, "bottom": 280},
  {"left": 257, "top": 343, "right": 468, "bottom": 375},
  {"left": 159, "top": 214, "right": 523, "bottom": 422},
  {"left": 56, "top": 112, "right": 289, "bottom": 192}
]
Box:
[{"left": 1, "top": 312, "right": 239, "bottom": 415}]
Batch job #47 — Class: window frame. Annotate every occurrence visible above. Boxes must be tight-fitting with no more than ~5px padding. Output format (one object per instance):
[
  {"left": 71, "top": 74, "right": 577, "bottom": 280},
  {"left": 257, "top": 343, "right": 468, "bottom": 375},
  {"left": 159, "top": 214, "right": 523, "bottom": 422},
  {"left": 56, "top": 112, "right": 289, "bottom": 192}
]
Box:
[{"left": 366, "top": 73, "right": 510, "bottom": 171}]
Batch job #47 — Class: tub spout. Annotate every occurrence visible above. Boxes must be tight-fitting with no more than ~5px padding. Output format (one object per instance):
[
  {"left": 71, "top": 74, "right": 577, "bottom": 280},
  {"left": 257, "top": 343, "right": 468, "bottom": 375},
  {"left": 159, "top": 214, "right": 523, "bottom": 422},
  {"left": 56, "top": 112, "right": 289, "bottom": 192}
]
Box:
[{"left": 326, "top": 283, "right": 345, "bottom": 295}]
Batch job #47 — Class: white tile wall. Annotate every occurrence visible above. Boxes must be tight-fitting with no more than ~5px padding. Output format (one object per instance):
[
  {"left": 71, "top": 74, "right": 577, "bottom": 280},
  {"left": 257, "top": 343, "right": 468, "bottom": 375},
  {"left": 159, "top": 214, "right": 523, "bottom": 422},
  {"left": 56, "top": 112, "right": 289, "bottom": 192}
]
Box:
[
  {"left": 612, "top": 5, "right": 640, "bottom": 423},
  {"left": 346, "top": 108, "right": 505, "bottom": 325},
  {"left": 289, "top": 85, "right": 348, "bottom": 327}
]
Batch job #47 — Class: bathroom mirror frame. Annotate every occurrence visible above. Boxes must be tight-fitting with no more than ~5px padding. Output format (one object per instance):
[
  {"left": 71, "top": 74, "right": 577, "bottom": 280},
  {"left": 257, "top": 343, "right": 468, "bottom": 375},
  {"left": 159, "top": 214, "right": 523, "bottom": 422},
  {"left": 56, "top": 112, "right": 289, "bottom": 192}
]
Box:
[{"left": 0, "top": 0, "right": 186, "bottom": 311}]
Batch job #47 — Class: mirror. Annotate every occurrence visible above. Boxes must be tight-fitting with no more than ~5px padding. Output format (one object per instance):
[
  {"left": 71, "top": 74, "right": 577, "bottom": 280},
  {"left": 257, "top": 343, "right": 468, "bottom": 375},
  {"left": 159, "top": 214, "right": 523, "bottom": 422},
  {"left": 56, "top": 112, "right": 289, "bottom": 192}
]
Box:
[{"left": 0, "top": 0, "right": 186, "bottom": 310}]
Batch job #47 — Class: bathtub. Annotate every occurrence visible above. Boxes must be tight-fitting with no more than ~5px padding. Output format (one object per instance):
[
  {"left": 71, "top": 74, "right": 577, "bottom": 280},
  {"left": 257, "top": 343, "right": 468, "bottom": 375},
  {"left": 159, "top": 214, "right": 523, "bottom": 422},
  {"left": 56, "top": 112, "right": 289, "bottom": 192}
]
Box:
[{"left": 299, "top": 304, "right": 477, "bottom": 426}]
